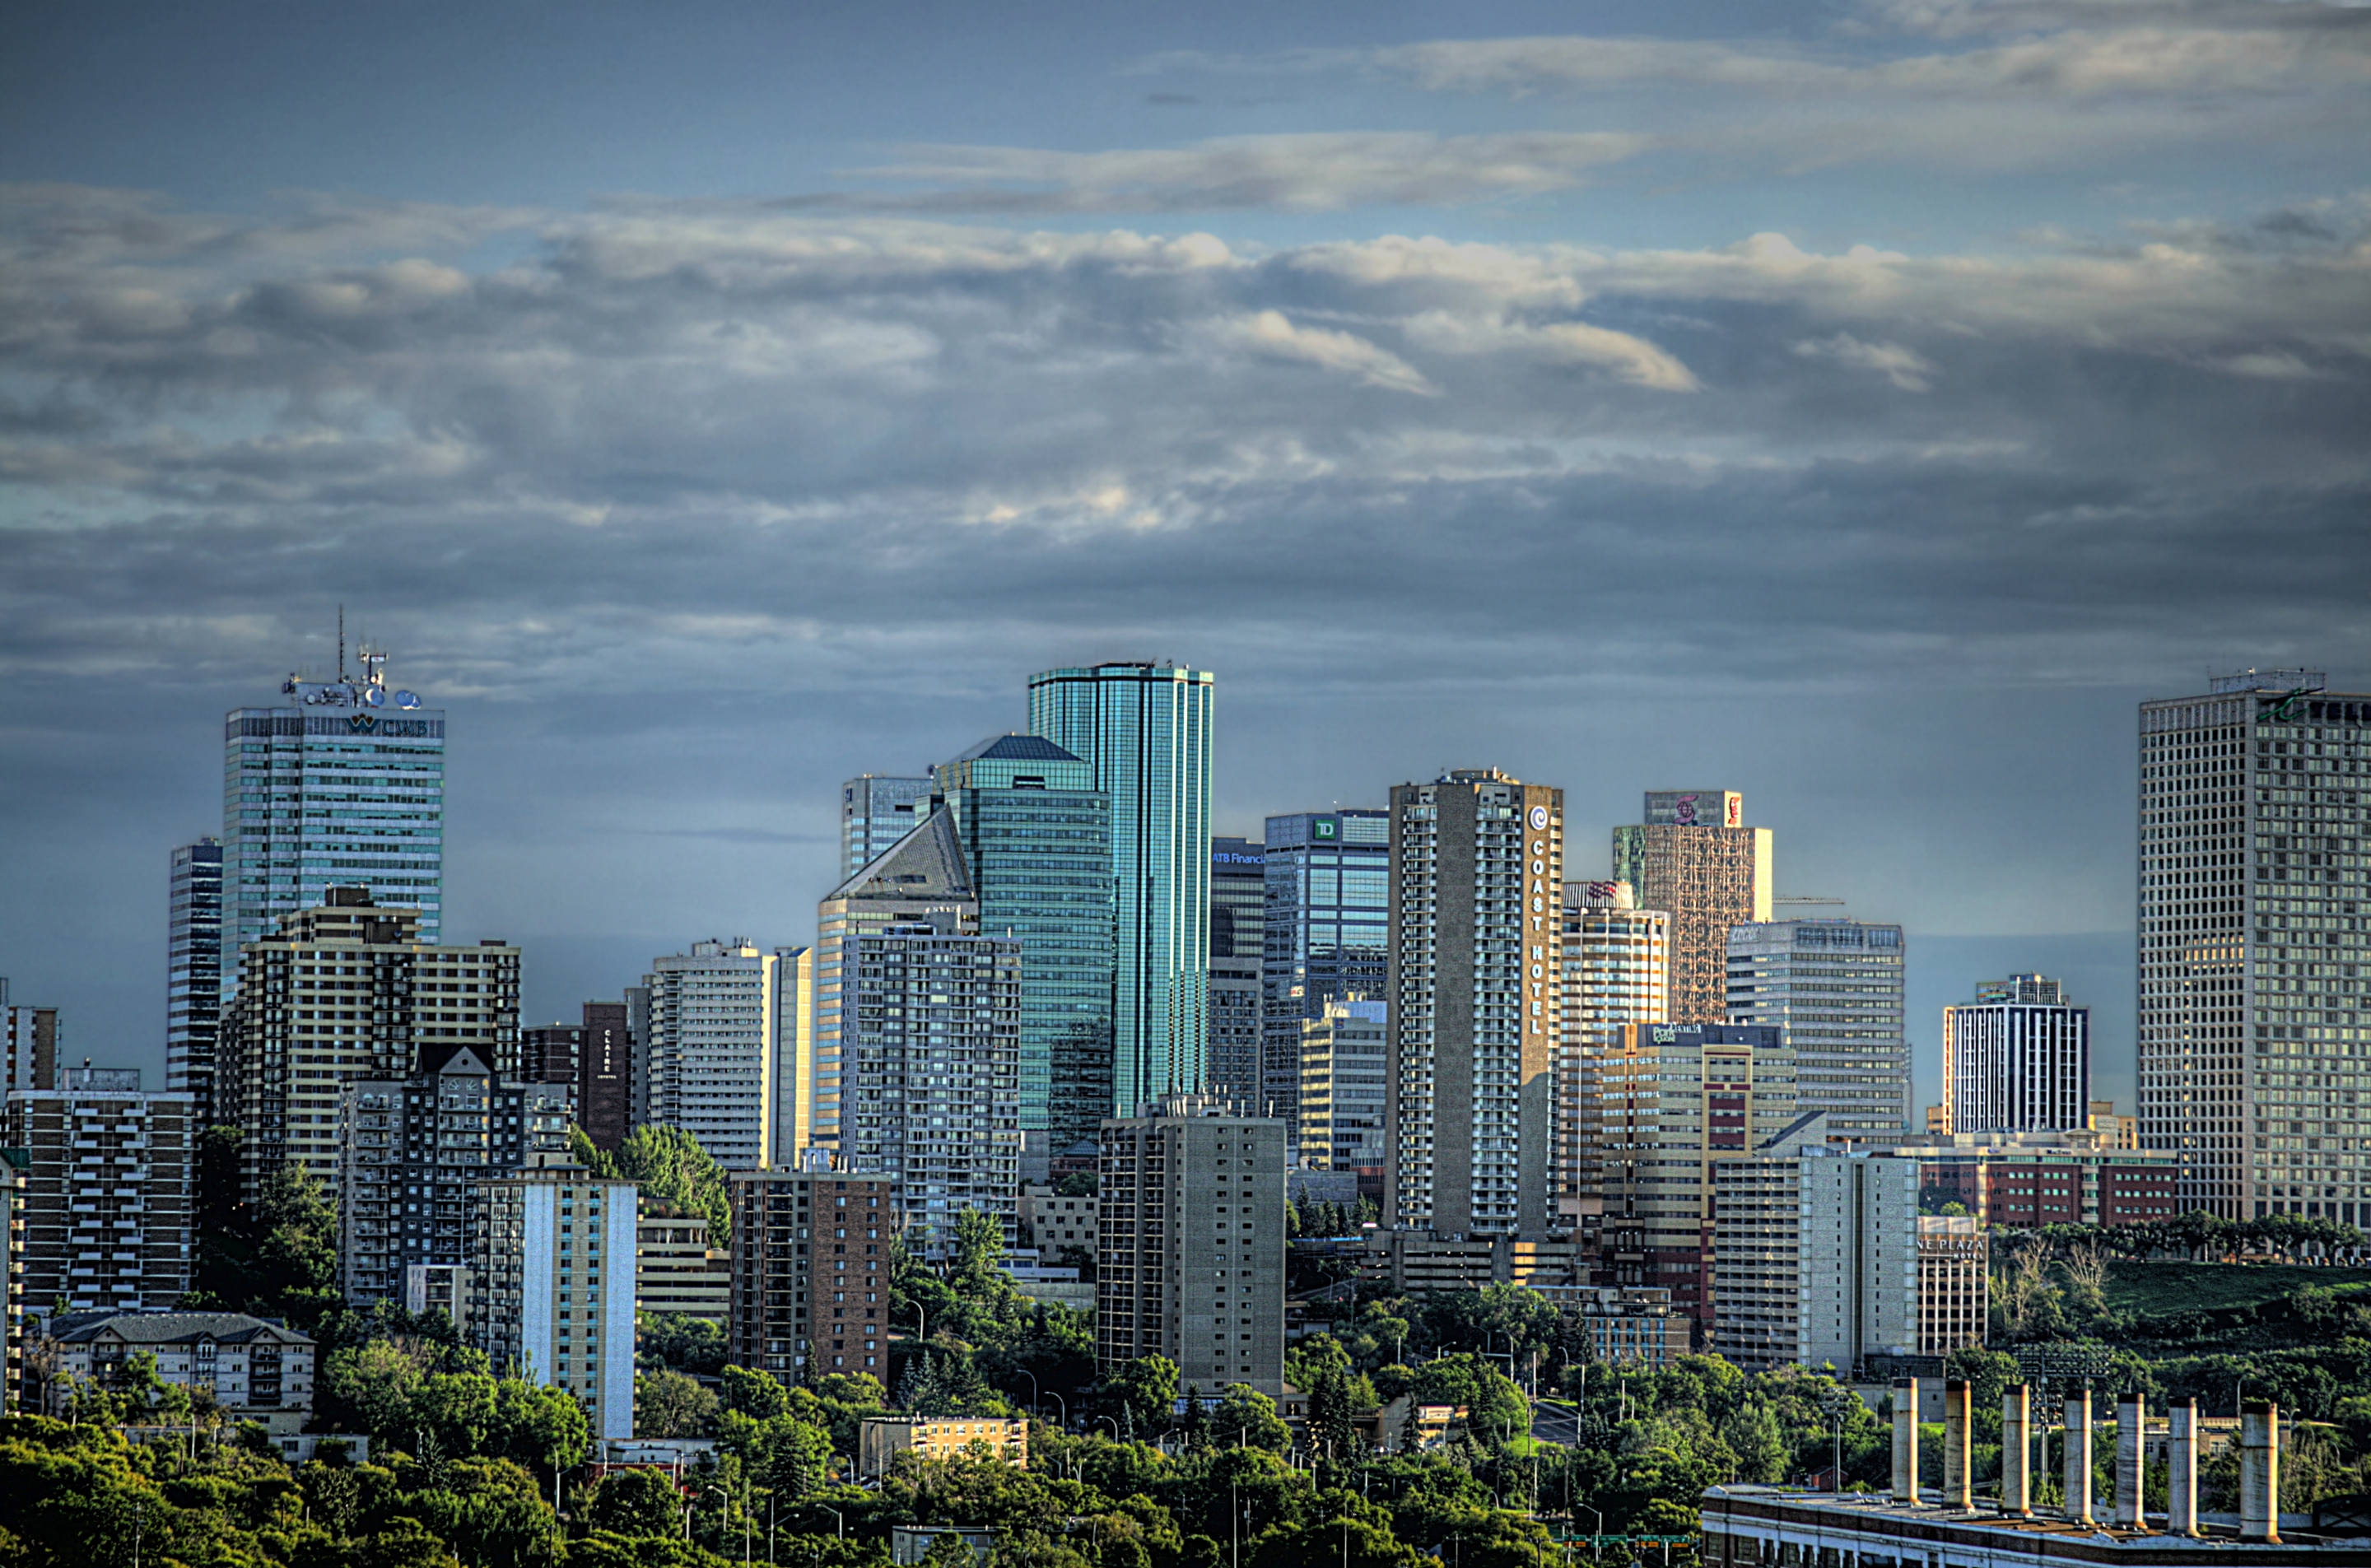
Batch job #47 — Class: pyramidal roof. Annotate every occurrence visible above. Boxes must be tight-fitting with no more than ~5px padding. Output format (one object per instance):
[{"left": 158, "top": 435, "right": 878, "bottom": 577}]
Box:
[
  {"left": 948, "top": 731, "right": 1083, "bottom": 765},
  {"left": 827, "top": 805, "right": 973, "bottom": 902}
]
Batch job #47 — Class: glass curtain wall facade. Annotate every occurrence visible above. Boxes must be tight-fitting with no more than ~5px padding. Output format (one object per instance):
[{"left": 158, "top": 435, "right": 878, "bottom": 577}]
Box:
[
  {"left": 167, "top": 837, "right": 225, "bottom": 1123},
  {"left": 1260, "top": 810, "right": 1389, "bottom": 1144},
  {"left": 1028, "top": 662, "right": 1214, "bottom": 1119},
  {"left": 1206, "top": 837, "right": 1266, "bottom": 1109},
  {"left": 224, "top": 657, "right": 443, "bottom": 999},
  {"left": 841, "top": 775, "right": 933, "bottom": 882},
  {"left": 934, "top": 733, "right": 1116, "bottom": 1147}
]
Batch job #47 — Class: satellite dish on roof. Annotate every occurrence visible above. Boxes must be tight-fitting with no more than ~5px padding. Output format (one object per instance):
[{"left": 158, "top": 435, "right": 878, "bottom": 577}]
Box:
[
  {"left": 394, "top": 691, "right": 421, "bottom": 710},
  {"left": 362, "top": 685, "right": 385, "bottom": 707}
]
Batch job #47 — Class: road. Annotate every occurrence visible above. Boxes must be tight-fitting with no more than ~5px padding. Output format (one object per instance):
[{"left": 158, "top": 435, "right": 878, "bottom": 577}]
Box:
[{"left": 1530, "top": 1397, "right": 1581, "bottom": 1445}]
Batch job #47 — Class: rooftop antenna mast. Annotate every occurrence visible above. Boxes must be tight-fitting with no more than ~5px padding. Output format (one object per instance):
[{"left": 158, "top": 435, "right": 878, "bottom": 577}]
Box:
[{"left": 338, "top": 605, "right": 347, "bottom": 683}]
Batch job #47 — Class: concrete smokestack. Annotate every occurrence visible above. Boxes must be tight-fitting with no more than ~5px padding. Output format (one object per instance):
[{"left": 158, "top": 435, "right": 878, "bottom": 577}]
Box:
[
  {"left": 2001, "top": 1384, "right": 2032, "bottom": 1517},
  {"left": 2168, "top": 1398, "right": 2198, "bottom": 1537},
  {"left": 1943, "top": 1380, "right": 1972, "bottom": 1511},
  {"left": 2116, "top": 1392, "right": 2145, "bottom": 1529},
  {"left": 2241, "top": 1401, "right": 2280, "bottom": 1543},
  {"left": 2064, "top": 1390, "right": 2094, "bottom": 1526},
  {"left": 1892, "top": 1378, "right": 1920, "bottom": 1503}
]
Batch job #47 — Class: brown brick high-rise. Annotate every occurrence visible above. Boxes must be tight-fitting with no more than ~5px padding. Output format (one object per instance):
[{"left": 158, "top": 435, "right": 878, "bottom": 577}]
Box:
[{"left": 727, "top": 1171, "right": 895, "bottom": 1382}]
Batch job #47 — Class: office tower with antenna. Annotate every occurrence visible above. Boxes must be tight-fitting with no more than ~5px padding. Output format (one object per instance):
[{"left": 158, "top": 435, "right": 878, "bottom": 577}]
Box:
[{"left": 221, "top": 626, "right": 445, "bottom": 1004}]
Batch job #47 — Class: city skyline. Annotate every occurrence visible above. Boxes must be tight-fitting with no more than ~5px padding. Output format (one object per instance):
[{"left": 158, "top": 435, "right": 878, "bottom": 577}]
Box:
[{"left": 0, "top": 641, "right": 2258, "bottom": 1124}]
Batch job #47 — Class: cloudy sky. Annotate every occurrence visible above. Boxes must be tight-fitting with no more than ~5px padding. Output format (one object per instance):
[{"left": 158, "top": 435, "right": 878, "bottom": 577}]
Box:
[{"left": 4, "top": 0, "right": 2368, "bottom": 1112}]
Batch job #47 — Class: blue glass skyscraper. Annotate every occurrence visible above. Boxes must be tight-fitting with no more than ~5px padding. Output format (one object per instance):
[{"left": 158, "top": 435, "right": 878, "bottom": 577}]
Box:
[
  {"left": 1260, "top": 810, "right": 1390, "bottom": 1146},
  {"left": 223, "top": 647, "right": 443, "bottom": 992},
  {"left": 1028, "top": 662, "right": 1213, "bottom": 1119},
  {"left": 934, "top": 733, "right": 1115, "bottom": 1147}
]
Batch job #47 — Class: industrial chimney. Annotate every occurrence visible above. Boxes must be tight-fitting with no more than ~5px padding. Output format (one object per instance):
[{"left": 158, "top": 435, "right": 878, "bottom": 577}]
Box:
[
  {"left": 1892, "top": 1379, "right": 1920, "bottom": 1503},
  {"left": 2065, "top": 1389, "right": 2094, "bottom": 1526},
  {"left": 1943, "top": 1380, "right": 1972, "bottom": 1511},
  {"left": 2168, "top": 1398, "right": 2199, "bottom": 1538},
  {"left": 2116, "top": 1392, "right": 2145, "bottom": 1529},
  {"left": 2001, "top": 1384, "right": 2032, "bottom": 1518},
  {"left": 2241, "top": 1401, "right": 2280, "bottom": 1543}
]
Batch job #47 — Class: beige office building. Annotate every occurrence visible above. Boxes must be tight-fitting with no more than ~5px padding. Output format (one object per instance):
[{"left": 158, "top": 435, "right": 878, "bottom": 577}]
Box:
[{"left": 1612, "top": 792, "right": 1771, "bottom": 1027}]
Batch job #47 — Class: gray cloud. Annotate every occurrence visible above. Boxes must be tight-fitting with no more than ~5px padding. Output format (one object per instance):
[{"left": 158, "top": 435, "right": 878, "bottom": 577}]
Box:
[{"left": 1, "top": 184, "right": 2366, "bottom": 1088}]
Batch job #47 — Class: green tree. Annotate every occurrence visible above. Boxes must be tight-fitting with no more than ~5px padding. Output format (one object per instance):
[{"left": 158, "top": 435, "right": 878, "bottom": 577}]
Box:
[
  {"left": 1104, "top": 1356, "right": 1181, "bottom": 1435},
  {"left": 582, "top": 1124, "right": 732, "bottom": 1249},
  {"left": 590, "top": 1467, "right": 687, "bottom": 1536},
  {"left": 724, "top": 1364, "right": 794, "bottom": 1419},
  {"left": 1213, "top": 1385, "right": 1292, "bottom": 1454},
  {"left": 639, "top": 1369, "right": 722, "bottom": 1437}
]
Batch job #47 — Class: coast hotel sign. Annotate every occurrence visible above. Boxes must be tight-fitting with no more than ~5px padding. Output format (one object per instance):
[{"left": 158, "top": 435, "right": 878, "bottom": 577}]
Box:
[{"left": 1526, "top": 797, "right": 1559, "bottom": 1040}]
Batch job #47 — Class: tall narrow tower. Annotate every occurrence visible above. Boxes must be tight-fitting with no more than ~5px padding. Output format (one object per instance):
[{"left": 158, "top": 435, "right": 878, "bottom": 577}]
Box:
[
  {"left": 166, "top": 837, "right": 225, "bottom": 1122},
  {"left": 222, "top": 645, "right": 444, "bottom": 1000},
  {"left": 1029, "top": 662, "right": 1214, "bottom": 1118},
  {"left": 1386, "top": 769, "right": 1563, "bottom": 1238},
  {"left": 2138, "top": 669, "right": 2369, "bottom": 1224},
  {"left": 1613, "top": 791, "right": 1771, "bottom": 1026}
]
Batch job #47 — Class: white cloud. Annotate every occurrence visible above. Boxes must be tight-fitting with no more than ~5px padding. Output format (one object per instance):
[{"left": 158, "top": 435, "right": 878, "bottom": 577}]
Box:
[
  {"left": 1204, "top": 310, "right": 1439, "bottom": 395},
  {"left": 1794, "top": 332, "right": 1940, "bottom": 390},
  {"left": 814, "top": 130, "right": 1651, "bottom": 213},
  {"left": 1402, "top": 310, "right": 1699, "bottom": 391}
]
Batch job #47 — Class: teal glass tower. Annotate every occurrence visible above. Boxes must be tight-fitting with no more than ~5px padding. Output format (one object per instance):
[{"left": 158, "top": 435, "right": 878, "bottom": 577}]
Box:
[
  {"left": 1028, "top": 662, "right": 1214, "bottom": 1119},
  {"left": 934, "top": 733, "right": 1116, "bottom": 1147}
]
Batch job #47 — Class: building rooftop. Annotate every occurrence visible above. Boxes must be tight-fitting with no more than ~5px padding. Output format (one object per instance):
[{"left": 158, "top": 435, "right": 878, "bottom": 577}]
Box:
[
  {"left": 1704, "top": 1485, "right": 2367, "bottom": 1555},
  {"left": 947, "top": 733, "right": 1084, "bottom": 765},
  {"left": 45, "top": 1310, "right": 314, "bottom": 1347}
]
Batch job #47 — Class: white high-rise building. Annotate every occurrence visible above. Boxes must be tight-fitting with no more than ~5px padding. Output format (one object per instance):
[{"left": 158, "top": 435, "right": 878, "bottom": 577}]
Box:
[
  {"left": 466, "top": 1162, "right": 637, "bottom": 1440},
  {"left": 223, "top": 646, "right": 444, "bottom": 991},
  {"left": 1558, "top": 882, "right": 1669, "bottom": 1231},
  {"left": 1712, "top": 1124, "right": 1987, "bottom": 1376},
  {"left": 1727, "top": 919, "right": 1909, "bottom": 1138},
  {"left": 1386, "top": 770, "right": 1563, "bottom": 1238},
  {"left": 2139, "top": 669, "right": 2371, "bottom": 1225},
  {"left": 1943, "top": 975, "right": 2090, "bottom": 1134},
  {"left": 820, "top": 809, "right": 1022, "bottom": 1255},
  {"left": 644, "top": 940, "right": 801, "bottom": 1171}
]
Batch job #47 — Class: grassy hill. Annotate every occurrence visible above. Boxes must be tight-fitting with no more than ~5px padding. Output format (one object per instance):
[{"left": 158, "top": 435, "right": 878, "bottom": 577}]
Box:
[{"left": 2104, "top": 1260, "right": 2371, "bottom": 1318}]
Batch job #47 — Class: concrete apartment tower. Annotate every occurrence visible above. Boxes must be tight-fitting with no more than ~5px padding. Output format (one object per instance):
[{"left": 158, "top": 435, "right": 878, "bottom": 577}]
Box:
[
  {"left": 1386, "top": 770, "right": 1563, "bottom": 1239},
  {"left": 1097, "top": 1097, "right": 1288, "bottom": 1400},
  {"left": 643, "top": 939, "right": 801, "bottom": 1172},
  {"left": 2137, "top": 669, "right": 2371, "bottom": 1223},
  {"left": 215, "top": 890, "right": 520, "bottom": 1203},
  {"left": 466, "top": 1163, "right": 638, "bottom": 1440},
  {"left": 1029, "top": 661, "right": 1215, "bottom": 1120},
  {"left": 726, "top": 1170, "right": 897, "bottom": 1380},
  {"left": 1728, "top": 919, "right": 1910, "bottom": 1138},
  {"left": 1943, "top": 974, "right": 2090, "bottom": 1134},
  {"left": 1613, "top": 791, "right": 1772, "bottom": 1026},
  {"left": 3, "top": 1071, "right": 195, "bottom": 1318},
  {"left": 816, "top": 808, "right": 1022, "bottom": 1253}
]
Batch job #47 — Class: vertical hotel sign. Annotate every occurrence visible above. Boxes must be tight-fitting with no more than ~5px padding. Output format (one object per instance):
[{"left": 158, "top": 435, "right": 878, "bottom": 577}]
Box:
[{"left": 1526, "top": 793, "right": 1559, "bottom": 1044}]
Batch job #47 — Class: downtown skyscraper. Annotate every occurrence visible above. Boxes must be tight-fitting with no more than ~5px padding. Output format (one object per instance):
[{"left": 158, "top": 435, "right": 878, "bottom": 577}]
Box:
[
  {"left": 2138, "top": 669, "right": 2369, "bottom": 1225},
  {"left": 934, "top": 733, "right": 1115, "bottom": 1147},
  {"left": 1386, "top": 770, "right": 1562, "bottom": 1238},
  {"left": 1943, "top": 974, "right": 2091, "bottom": 1135},
  {"left": 1029, "top": 661, "right": 1213, "bottom": 1118},
  {"left": 1727, "top": 918, "right": 1910, "bottom": 1138},
  {"left": 1206, "top": 836, "right": 1265, "bottom": 1110},
  {"left": 223, "top": 649, "right": 444, "bottom": 989},
  {"left": 1613, "top": 791, "right": 1771, "bottom": 1025},
  {"left": 1262, "top": 809, "right": 1390, "bottom": 1141}
]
